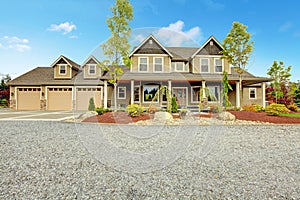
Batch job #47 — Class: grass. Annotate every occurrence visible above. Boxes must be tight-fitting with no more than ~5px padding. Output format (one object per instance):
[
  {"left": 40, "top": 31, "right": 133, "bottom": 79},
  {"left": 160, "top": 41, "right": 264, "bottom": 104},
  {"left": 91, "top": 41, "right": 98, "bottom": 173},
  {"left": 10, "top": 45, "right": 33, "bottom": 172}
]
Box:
[{"left": 280, "top": 113, "right": 300, "bottom": 118}]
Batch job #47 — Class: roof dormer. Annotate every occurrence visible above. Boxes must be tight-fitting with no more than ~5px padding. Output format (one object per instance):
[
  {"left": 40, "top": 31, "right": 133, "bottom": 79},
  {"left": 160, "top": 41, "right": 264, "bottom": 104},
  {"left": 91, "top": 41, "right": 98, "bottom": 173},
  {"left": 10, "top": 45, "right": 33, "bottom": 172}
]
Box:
[{"left": 51, "top": 55, "right": 80, "bottom": 79}]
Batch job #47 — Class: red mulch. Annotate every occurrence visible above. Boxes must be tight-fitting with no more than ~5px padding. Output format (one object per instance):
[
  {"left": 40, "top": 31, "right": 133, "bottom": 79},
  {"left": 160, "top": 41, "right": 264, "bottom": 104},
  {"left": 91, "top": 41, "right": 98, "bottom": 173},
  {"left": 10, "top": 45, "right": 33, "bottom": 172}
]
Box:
[
  {"left": 228, "top": 111, "right": 300, "bottom": 124},
  {"left": 82, "top": 111, "right": 300, "bottom": 124}
]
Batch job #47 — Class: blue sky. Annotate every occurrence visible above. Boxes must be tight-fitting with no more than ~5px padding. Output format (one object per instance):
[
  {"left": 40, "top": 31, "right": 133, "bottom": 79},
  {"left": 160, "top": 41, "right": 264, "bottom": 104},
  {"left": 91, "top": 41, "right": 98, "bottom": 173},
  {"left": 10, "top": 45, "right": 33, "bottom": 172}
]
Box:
[{"left": 0, "top": 0, "right": 299, "bottom": 82}]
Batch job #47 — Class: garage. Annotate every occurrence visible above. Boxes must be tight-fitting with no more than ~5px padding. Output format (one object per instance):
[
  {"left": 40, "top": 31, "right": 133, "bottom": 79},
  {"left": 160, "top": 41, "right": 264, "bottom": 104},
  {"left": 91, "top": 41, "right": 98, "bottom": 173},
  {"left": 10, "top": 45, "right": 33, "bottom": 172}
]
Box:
[
  {"left": 47, "top": 87, "right": 73, "bottom": 110},
  {"left": 76, "top": 87, "right": 102, "bottom": 110},
  {"left": 17, "top": 88, "right": 41, "bottom": 110}
]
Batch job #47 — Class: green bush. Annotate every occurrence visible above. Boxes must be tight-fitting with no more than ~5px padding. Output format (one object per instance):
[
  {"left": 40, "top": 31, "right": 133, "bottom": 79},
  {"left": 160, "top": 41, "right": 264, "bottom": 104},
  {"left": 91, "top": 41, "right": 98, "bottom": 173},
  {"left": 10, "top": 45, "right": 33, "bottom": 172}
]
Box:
[
  {"left": 88, "top": 98, "right": 95, "bottom": 111},
  {"left": 171, "top": 96, "right": 178, "bottom": 113},
  {"left": 126, "top": 104, "right": 144, "bottom": 117},
  {"left": 95, "top": 107, "right": 110, "bottom": 115},
  {"left": 265, "top": 103, "right": 290, "bottom": 116}
]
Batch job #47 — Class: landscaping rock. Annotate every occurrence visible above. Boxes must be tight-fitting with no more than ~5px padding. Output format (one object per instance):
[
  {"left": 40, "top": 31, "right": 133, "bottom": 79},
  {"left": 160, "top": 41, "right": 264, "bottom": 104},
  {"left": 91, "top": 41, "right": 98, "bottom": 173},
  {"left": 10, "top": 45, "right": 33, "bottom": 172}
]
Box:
[
  {"left": 217, "top": 111, "right": 236, "bottom": 121},
  {"left": 153, "top": 111, "right": 173, "bottom": 122}
]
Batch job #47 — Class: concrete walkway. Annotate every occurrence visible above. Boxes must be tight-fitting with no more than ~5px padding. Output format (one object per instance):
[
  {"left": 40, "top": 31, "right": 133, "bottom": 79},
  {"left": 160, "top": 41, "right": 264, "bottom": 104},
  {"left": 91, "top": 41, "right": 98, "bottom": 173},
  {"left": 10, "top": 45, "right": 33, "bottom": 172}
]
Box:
[{"left": 0, "top": 110, "right": 84, "bottom": 121}]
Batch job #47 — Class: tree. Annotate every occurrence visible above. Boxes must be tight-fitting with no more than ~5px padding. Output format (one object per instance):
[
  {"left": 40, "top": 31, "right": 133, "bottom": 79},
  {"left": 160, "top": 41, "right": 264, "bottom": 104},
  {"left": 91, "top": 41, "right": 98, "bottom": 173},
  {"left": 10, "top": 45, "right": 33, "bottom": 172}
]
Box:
[
  {"left": 266, "top": 61, "right": 292, "bottom": 105},
  {"left": 221, "top": 21, "right": 254, "bottom": 109},
  {"left": 222, "top": 71, "right": 233, "bottom": 110},
  {"left": 100, "top": 0, "right": 133, "bottom": 111}
]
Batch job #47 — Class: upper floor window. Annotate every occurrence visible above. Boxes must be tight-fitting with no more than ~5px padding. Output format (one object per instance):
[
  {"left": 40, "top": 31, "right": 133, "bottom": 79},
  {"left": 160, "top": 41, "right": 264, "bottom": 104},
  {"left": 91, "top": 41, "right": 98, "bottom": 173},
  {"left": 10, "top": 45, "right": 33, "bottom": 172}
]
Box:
[
  {"left": 88, "top": 64, "right": 96, "bottom": 75},
  {"left": 154, "top": 57, "right": 163, "bottom": 72},
  {"left": 249, "top": 88, "right": 256, "bottom": 99},
  {"left": 171, "top": 62, "right": 188, "bottom": 72},
  {"left": 215, "top": 58, "right": 223, "bottom": 73},
  {"left": 138, "top": 57, "right": 148, "bottom": 72},
  {"left": 200, "top": 58, "right": 209, "bottom": 73},
  {"left": 59, "top": 65, "right": 66, "bottom": 75}
]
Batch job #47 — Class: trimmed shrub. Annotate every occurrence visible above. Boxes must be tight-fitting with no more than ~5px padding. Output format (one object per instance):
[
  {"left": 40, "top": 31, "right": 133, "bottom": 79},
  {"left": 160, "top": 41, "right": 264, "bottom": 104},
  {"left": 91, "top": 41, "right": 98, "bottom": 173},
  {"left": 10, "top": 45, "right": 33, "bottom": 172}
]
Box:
[
  {"left": 287, "top": 103, "right": 298, "bottom": 112},
  {"left": 265, "top": 103, "right": 290, "bottom": 116},
  {"left": 242, "top": 104, "right": 265, "bottom": 112},
  {"left": 95, "top": 107, "right": 110, "bottom": 115},
  {"left": 171, "top": 96, "right": 178, "bottom": 113},
  {"left": 88, "top": 98, "right": 95, "bottom": 111},
  {"left": 126, "top": 104, "right": 144, "bottom": 117}
]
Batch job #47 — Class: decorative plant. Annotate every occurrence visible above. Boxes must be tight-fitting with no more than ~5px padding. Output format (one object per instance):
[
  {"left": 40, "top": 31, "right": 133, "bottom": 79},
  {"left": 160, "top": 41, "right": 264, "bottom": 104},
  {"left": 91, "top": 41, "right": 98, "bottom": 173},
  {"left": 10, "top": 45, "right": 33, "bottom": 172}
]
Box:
[
  {"left": 126, "top": 104, "right": 144, "bottom": 117},
  {"left": 88, "top": 98, "right": 95, "bottom": 111}
]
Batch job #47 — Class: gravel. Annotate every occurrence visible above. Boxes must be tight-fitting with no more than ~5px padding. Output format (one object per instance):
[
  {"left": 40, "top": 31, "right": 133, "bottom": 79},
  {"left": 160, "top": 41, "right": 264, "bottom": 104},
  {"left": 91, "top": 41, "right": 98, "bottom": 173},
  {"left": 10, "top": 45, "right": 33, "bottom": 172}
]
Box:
[{"left": 0, "top": 121, "right": 299, "bottom": 199}]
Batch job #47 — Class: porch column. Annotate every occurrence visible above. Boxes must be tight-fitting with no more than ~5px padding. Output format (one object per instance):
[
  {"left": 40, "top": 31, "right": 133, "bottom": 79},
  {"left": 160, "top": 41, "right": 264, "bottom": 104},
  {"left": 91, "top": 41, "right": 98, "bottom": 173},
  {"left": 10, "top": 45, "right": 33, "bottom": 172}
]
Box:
[
  {"left": 104, "top": 80, "right": 108, "bottom": 109},
  {"left": 131, "top": 79, "right": 134, "bottom": 105},
  {"left": 262, "top": 82, "right": 266, "bottom": 108},
  {"left": 168, "top": 80, "right": 172, "bottom": 95},
  {"left": 202, "top": 80, "right": 206, "bottom": 98},
  {"left": 236, "top": 81, "right": 240, "bottom": 108}
]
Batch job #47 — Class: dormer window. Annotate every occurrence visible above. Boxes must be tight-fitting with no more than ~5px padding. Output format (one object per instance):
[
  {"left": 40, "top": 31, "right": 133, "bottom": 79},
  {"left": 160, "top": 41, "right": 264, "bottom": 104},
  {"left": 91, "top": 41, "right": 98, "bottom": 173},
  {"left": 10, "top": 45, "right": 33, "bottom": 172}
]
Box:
[
  {"left": 59, "top": 65, "right": 66, "bottom": 75},
  {"left": 88, "top": 64, "right": 96, "bottom": 75},
  {"left": 214, "top": 58, "right": 223, "bottom": 73}
]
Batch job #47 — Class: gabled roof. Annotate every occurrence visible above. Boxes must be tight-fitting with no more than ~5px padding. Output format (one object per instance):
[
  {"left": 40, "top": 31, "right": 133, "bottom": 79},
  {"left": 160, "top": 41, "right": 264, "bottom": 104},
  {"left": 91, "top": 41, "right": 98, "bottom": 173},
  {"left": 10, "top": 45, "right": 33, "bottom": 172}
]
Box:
[
  {"left": 191, "top": 36, "right": 224, "bottom": 58},
  {"left": 129, "top": 34, "right": 173, "bottom": 58},
  {"left": 50, "top": 55, "right": 80, "bottom": 70},
  {"left": 81, "top": 55, "right": 100, "bottom": 67}
]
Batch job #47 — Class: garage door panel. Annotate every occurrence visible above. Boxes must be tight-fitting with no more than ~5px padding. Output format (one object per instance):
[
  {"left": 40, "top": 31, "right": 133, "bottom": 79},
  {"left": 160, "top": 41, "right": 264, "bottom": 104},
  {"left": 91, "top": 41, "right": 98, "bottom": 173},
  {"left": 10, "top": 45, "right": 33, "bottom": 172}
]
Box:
[
  {"left": 48, "top": 88, "right": 72, "bottom": 110},
  {"left": 76, "top": 88, "right": 102, "bottom": 110},
  {"left": 17, "top": 88, "right": 40, "bottom": 110}
]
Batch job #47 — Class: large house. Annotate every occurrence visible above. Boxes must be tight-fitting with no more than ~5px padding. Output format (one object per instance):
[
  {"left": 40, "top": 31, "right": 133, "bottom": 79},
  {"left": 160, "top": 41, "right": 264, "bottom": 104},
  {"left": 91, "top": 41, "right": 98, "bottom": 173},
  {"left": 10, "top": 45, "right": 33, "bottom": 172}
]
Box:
[{"left": 8, "top": 34, "right": 271, "bottom": 111}]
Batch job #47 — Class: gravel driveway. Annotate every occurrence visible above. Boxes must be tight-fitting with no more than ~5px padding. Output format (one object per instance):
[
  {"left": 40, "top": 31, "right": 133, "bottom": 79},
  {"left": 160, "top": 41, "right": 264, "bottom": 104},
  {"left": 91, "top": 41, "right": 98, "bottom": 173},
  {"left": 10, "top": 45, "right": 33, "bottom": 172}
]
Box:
[{"left": 0, "top": 121, "right": 299, "bottom": 199}]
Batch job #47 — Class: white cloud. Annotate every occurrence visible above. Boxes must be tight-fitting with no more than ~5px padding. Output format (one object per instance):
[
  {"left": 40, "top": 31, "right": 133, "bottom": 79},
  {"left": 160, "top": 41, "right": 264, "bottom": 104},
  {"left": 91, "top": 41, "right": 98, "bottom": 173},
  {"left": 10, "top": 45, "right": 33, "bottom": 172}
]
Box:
[
  {"left": 47, "top": 22, "right": 77, "bottom": 35},
  {"left": 0, "top": 36, "right": 31, "bottom": 52},
  {"left": 156, "top": 20, "right": 202, "bottom": 46},
  {"left": 279, "top": 21, "right": 292, "bottom": 32}
]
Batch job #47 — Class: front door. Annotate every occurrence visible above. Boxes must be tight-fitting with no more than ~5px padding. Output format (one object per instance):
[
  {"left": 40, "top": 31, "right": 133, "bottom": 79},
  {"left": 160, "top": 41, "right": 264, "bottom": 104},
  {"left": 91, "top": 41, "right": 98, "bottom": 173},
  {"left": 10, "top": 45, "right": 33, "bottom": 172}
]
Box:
[{"left": 173, "top": 88, "right": 187, "bottom": 107}]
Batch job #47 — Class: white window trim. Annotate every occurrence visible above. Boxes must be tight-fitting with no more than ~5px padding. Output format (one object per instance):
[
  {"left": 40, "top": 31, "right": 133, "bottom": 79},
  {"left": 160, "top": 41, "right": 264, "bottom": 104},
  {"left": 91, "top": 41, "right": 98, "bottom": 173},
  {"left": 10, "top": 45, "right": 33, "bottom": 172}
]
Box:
[
  {"left": 191, "top": 86, "right": 201, "bottom": 103},
  {"left": 138, "top": 57, "right": 149, "bottom": 72},
  {"left": 117, "top": 87, "right": 126, "bottom": 99},
  {"left": 153, "top": 57, "right": 164, "bottom": 72},
  {"left": 214, "top": 58, "right": 224, "bottom": 73},
  {"left": 88, "top": 64, "right": 96, "bottom": 75},
  {"left": 200, "top": 58, "right": 210, "bottom": 73},
  {"left": 58, "top": 64, "right": 67, "bottom": 75},
  {"left": 134, "top": 86, "right": 141, "bottom": 103},
  {"left": 143, "top": 85, "right": 159, "bottom": 103},
  {"left": 249, "top": 88, "right": 257, "bottom": 99}
]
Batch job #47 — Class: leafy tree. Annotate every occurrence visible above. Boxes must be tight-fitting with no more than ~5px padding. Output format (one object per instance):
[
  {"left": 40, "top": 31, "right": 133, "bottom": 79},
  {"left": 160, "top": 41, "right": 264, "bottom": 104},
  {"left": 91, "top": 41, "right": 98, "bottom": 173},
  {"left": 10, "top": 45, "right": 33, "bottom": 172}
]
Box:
[
  {"left": 222, "top": 71, "right": 233, "bottom": 110},
  {"left": 266, "top": 61, "right": 292, "bottom": 105},
  {"left": 100, "top": 0, "right": 133, "bottom": 111},
  {"left": 221, "top": 21, "right": 254, "bottom": 109}
]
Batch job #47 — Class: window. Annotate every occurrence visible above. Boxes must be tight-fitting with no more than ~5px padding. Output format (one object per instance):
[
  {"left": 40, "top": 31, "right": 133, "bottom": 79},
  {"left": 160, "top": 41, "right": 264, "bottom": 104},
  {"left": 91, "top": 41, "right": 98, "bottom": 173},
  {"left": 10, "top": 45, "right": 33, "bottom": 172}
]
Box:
[
  {"left": 134, "top": 86, "right": 140, "bottom": 102},
  {"left": 118, "top": 87, "right": 126, "bottom": 99},
  {"left": 171, "top": 62, "right": 188, "bottom": 72},
  {"left": 154, "top": 57, "right": 163, "bottom": 72},
  {"left": 215, "top": 59, "right": 223, "bottom": 73},
  {"left": 89, "top": 64, "right": 96, "bottom": 75},
  {"left": 143, "top": 85, "right": 159, "bottom": 102},
  {"left": 249, "top": 88, "right": 256, "bottom": 99},
  {"left": 192, "top": 86, "right": 201, "bottom": 102},
  {"left": 59, "top": 65, "right": 66, "bottom": 74},
  {"left": 139, "top": 57, "right": 148, "bottom": 72},
  {"left": 200, "top": 58, "right": 209, "bottom": 73},
  {"left": 208, "top": 86, "right": 220, "bottom": 101}
]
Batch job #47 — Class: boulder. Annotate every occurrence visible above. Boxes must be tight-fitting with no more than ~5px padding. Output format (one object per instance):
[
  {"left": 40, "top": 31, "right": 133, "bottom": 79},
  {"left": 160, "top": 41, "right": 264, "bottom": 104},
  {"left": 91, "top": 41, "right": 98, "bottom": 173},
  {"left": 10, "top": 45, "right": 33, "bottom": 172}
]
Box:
[
  {"left": 153, "top": 111, "right": 173, "bottom": 122},
  {"left": 217, "top": 111, "right": 236, "bottom": 121}
]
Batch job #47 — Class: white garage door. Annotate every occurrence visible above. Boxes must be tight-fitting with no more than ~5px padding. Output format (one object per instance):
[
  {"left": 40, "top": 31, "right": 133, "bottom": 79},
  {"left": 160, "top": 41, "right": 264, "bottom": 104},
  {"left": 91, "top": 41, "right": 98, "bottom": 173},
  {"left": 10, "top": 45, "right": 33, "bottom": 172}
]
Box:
[
  {"left": 76, "top": 88, "right": 102, "bottom": 110},
  {"left": 47, "top": 88, "right": 72, "bottom": 110},
  {"left": 17, "top": 88, "right": 40, "bottom": 110}
]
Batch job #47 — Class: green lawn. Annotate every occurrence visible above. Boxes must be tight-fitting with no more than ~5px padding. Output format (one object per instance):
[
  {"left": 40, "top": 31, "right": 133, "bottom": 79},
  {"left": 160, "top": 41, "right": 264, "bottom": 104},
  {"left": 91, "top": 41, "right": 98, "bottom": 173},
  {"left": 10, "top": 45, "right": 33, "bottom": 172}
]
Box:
[{"left": 280, "top": 113, "right": 300, "bottom": 118}]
